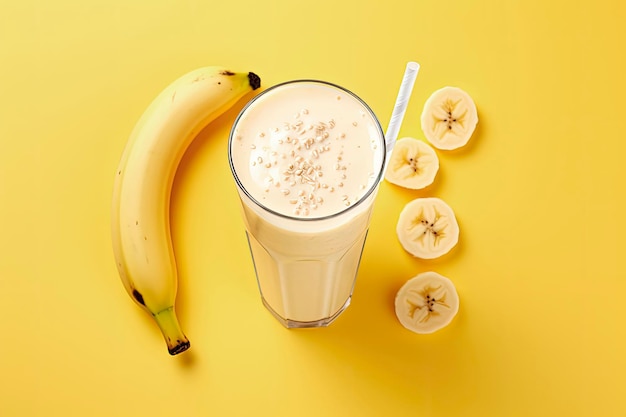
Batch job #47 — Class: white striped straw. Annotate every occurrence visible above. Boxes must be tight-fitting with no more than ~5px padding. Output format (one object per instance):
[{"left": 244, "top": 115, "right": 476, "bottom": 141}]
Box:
[{"left": 384, "top": 61, "right": 420, "bottom": 159}]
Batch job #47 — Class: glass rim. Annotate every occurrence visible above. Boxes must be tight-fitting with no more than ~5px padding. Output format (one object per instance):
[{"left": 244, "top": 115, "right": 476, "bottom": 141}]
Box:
[{"left": 228, "top": 79, "right": 386, "bottom": 222}]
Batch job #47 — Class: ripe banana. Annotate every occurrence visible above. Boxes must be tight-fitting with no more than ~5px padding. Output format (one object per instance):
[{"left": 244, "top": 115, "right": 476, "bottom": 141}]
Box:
[
  {"left": 395, "top": 271, "right": 459, "bottom": 334},
  {"left": 396, "top": 197, "right": 459, "bottom": 259},
  {"left": 421, "top": 86, "right": 478, "bottom": 150},
  {"left": 111, "top": 66, "right": 261, "bottom": 355}
]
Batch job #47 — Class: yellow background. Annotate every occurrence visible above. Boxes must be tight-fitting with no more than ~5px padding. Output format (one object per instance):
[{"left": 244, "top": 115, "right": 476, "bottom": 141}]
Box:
[{"left": 1, "top": 0, "right": 625, "bottom": 415}]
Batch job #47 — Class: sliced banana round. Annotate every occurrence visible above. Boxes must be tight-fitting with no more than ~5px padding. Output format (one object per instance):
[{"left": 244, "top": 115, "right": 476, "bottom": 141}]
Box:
[
  {"left": 385, "top": 137, "right": 439, "bottom": 189},
  {"left": 396, "top": 197, "right": 459, "bottom": 259},
  {"left": 395, "top": 271, "right": 459, "bottom": 334},
  {"left": 420, "top": 86, "right": 478, "bottom": 150}
]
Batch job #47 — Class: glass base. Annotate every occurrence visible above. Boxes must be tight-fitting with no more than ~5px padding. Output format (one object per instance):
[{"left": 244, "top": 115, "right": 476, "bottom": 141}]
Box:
[{"left": 261, "top": 296, "right": 351, "bottom": 328}]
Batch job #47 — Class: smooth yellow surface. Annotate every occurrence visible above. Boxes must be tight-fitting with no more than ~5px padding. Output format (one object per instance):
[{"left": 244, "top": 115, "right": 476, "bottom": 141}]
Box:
[{"left": 1, "top": 0, "right": 625, "bottom": 415}]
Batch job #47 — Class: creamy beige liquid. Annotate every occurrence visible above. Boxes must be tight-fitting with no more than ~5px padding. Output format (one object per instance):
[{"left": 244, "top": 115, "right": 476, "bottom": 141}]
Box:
[{"left": 230, "top": 81, "right": 384, "bottom": 325}]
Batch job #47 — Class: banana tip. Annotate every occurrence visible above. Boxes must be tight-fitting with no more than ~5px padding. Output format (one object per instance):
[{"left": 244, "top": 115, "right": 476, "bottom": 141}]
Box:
[
  {"left": 168, "top": 340, "right": 191, "bottom": 356},
  {"left": 248, "top": 72, "right": 261, "bottom": 90}
]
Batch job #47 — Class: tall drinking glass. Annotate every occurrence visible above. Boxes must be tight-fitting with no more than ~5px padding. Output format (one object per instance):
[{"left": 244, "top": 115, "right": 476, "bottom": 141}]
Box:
[{"left": 228, "top": 80, "right": 385, "bottom": 328}]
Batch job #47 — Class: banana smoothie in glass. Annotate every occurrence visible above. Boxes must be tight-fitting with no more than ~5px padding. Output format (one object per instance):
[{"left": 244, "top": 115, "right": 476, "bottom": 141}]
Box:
[{"left": 228, "top": 80, "right": 385, "bottom": 327}]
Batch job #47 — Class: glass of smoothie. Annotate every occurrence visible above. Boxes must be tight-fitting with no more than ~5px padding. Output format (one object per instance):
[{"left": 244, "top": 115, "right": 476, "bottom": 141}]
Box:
[{"left": 228, "top": 80, "right": 385, "bottom": 328}]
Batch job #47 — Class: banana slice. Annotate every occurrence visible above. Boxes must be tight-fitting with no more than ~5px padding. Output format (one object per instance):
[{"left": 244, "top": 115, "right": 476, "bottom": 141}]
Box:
[
  {"left": 420, "top": 86, "right": 478, "bottom": 150},
  {"left": 396, "top": 197, "right": 459, "bottom": 259},
  {"left": 395, "top": 271, "right": 459, "bottom": 334},
  {"left": 385, "top": 137, "right": 439, "bottom": 189}
]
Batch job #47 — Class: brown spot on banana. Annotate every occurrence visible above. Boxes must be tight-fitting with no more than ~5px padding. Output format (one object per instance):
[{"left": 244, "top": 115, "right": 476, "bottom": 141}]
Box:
[{"left": 132, "top": 289, "right": 146, "bottom": 306}]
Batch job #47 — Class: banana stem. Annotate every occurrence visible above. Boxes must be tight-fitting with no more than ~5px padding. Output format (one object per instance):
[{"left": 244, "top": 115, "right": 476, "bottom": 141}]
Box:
[{"left": 152, "top": 307, "right": 190, "bottom": 355}]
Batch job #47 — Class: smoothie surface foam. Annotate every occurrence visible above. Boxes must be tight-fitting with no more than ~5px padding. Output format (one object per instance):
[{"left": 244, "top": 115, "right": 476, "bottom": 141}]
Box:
[{"left": 230, "top": 81, "right": 384, "bottom": 219}]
